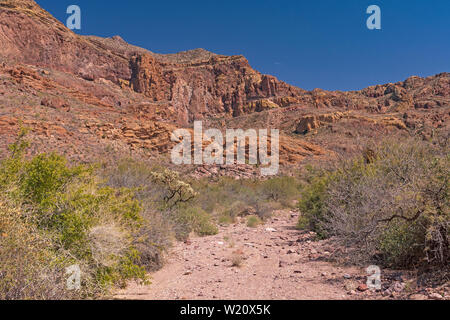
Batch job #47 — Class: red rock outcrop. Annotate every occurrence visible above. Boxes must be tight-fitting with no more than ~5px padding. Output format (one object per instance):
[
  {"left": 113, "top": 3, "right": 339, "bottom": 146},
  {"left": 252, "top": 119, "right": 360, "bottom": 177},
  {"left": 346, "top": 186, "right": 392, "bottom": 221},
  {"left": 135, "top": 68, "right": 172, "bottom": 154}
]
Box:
[
  {"left": 296, "top": 112, "right": 349, "bottom": 134},
  {"left": 128, "top": 51, "right": 304, "bottom": 124},
  {"left": 0, "top": 0, "right": 448, "bottom": 170},
  {"left": 0, "top": 0, "right": 304, "bottom": 125},
  {"left": 0, "top": 0, "right": 131, "bottom": 83}
]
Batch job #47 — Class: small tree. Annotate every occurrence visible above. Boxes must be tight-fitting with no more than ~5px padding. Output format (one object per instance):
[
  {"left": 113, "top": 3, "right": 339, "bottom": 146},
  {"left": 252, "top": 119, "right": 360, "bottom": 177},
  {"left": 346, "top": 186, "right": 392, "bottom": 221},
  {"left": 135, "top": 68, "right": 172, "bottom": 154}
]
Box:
[{"left": 150, "top": 169, "right": 197, "bottom": 208}]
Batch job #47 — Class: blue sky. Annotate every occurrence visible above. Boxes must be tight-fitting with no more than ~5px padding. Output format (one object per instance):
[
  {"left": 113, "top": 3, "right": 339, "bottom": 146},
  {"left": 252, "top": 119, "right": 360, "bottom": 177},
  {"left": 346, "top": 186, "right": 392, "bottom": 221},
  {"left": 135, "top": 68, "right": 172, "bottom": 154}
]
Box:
[{"left": 37, "top": 0, "right": 449, "bottom": 91}]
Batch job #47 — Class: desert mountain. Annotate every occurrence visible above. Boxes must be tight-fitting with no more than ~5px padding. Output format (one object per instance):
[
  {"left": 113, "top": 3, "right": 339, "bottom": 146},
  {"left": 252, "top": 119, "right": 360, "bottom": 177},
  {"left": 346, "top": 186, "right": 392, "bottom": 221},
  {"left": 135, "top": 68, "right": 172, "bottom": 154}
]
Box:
[
  {"left": 0, "top": 0, "right": 448, "bottom": 173},
  {"left": 0, "top": 0, "right": 303, "bottom": 123}
]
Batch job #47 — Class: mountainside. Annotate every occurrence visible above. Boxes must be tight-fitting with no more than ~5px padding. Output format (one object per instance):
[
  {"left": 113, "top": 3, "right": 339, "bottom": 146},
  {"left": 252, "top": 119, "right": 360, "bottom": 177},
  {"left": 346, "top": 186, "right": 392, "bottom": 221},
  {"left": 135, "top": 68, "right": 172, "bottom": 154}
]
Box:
[
  {"left": 0, "top": 0, "right": 449, "bottom": 172},
  {"left": 0, "top": 0, "right": 449, "bottom": 302},
  {"left": 0, "top": 0, "right": 303, "bottom": 124}
]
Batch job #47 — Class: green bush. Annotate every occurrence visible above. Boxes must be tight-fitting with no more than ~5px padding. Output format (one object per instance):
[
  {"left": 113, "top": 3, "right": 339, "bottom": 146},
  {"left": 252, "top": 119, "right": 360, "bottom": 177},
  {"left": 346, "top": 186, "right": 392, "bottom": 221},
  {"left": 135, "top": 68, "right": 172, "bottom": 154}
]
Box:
[
  {"left": 218, "top": 214, "right": 235, "bottom": 225},
  {"left": 0, "top": 134, "right": 149, "bottom": 299},
  {"left": 297, "top": 170, "right": 334, "bottom": 239},
  {"left": 260, "top": 176, "right": 300, "bottom": 206},
  {"left": 247, "top": 215, "right": 262, "bottom": 228},
  {"left": 378, "top": 219, "right": 426, "bottom": 268},
  {"left": 19, "top": 153, "right": 85, "bottom": 208},
  {"left": 172, "top": 206, "right": 218, "bottom": 240},
  {"left": 0, "top": 200, "right": 74, "bottom": 300}
]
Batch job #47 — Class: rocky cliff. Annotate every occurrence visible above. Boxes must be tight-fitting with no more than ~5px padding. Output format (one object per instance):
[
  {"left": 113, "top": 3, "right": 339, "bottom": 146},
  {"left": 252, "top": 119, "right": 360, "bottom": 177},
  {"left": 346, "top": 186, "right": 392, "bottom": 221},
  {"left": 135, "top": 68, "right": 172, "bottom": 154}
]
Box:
[
  {"left": 0, "top": 0, "right": 448, "bottom": 171},
  {"left": 0, "top": 0, "right": 304, "bottom": 125}
]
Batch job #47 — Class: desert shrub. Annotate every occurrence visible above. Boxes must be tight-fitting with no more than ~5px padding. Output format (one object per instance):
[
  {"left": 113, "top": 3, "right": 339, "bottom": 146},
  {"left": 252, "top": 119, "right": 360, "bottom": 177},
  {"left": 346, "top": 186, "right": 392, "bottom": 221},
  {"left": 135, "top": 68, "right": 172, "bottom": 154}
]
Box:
[
  {"left": 102, "top": 159, "right": 177, "bottom": 270},
  {"left": 218, "top": 214, "right": 235, "bottom": 225},
  {"left": 192, "top": 175, "right": 301, "bottom": 225},
  {"left": 227, "top": 200, "right": 249, "bottom": 217},
  {"left": 103, "top": 160, "right": 215, "bottom": 245},
  {"left": 95, "top": 248, "right": 147, "bottom": 289},
  {"left": 254, "top": 201, "right": 282, "bottom": 220},
  {"left": 218, "top": 201, "right": 256, "bottom": 224},
  {"left": 171, "top": 206, "right": 218, "bottom": 240},
  {"left": 297, "top": 170, "right": 334, "bottom": 239},
  {"left": 378, "top": 219, "right": 426, "bottom": 267},
  {"left": 0, "top": 134, "right": 149, "bottom": 299},
  {"left": 88, "top": 224, "right": 131, "bottom": 267},
  {"left": 19, "top": 153, "right": 86, "bottom": 208},
  {"left": 132, "top": 209, "right": 172, "bottom": 272},
  {"left": 297, "top": 138, "right": 449, "bottom": 269},
  {"left": 105, "top": 158, "right": 155, "bottom": 190},
  {"left": 150, "top": 169, "right": 198, "bottom": 209},
  {"left": 0, "top": 199, "right": 74, "bottom": 300},
  {"left": 192, "top": 177, "right": 254, "bottom": 211},
  {"left": 230, "top": 251, "right": 244, "bottom": 267},
  {"left": 260, "top": 176, "right": 300, "bottom": 206},
  {"left": 104, "top": 158, "right": 222, "bottom": 241},
  {"left": 247, "top": 215, "right": 262, "bottom": 228}
]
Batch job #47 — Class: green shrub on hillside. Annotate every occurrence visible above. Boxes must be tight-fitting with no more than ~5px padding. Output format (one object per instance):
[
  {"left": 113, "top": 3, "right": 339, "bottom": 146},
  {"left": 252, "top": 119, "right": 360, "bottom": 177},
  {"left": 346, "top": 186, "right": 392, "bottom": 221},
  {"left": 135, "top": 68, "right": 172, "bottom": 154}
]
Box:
[
  {"left": 102, "top": 159, "right": 215, "bottom": 243},
  {"left": 260, "top": 176, "right": 300, "bottom": 206},
  {"left": 297, "top": 169, "right": 334, "bottom": 239},
  {"left": 0, "top": 199, "right": 73, "bottom": 300}
]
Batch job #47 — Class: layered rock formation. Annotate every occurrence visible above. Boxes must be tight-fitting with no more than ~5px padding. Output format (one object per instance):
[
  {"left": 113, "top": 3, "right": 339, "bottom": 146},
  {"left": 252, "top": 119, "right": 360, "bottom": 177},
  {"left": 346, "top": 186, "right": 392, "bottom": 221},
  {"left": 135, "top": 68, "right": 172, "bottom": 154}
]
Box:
[
  {"left": 0, "top": 0, "right": 303, "bottom": 125},
  {"left": 0, "top": 0, "right": 448, "bottom": 171},
  {"left": 128, "top": 50, "right": 303, "bottom": 123},
  {"left": 0, "top": 0, "right": 132, "bottom": 82},
  {"left": 296, "top": 112, "right": 349, "bottom": 134}
]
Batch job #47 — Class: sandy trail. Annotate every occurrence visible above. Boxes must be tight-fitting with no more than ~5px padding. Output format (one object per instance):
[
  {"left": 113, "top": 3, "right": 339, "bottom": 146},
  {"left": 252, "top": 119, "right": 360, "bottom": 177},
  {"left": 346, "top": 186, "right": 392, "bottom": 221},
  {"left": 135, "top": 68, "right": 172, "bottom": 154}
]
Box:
[{"left": 114, "top": 210, "right": 364, "bottom": 300}]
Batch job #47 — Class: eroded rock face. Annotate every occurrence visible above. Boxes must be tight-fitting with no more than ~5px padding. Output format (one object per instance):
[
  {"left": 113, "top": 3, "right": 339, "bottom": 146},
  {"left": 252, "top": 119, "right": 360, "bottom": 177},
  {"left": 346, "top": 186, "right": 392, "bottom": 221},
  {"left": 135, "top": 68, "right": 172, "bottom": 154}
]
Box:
[
  {"left": 0, "top": 0, "right": 131, "bottom": 83},
  {"left": 129, "top": 53, "right": 304, "bottom": 124},
  {"left": 295, "top": 112, "right": 348, "bottom": 134},
  {"left": 0, "top": 0, "right": 304, "bottom": 125},
  {"left": 130, "top": 54, "right": 170, "bottom": 101},
  {"left": 2, "top": 0, "right": 448, "bottom": 127},
  {"left": 98, "top": 120, "right": 177, "bottom": 153}
]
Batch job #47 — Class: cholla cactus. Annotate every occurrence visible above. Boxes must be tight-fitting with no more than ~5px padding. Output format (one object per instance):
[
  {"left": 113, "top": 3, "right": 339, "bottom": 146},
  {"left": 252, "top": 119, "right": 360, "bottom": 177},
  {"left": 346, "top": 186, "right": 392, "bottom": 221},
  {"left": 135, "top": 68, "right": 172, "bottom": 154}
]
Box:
[{"left": 150, "top": 169, "right": 197, "bottom": 208}]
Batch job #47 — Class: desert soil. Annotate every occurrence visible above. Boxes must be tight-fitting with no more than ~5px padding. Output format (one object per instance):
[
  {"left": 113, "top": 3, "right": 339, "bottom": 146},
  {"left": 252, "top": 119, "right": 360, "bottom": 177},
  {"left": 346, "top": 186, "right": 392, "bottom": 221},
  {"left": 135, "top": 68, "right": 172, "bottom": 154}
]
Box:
[{"left": 113, "top": 210, "right": 375, "bottom": 300}]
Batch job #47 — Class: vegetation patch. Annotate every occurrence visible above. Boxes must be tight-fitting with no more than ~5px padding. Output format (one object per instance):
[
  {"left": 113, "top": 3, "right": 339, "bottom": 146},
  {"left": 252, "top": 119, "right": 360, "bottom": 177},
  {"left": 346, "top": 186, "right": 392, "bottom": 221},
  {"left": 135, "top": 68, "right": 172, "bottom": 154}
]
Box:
[{"left": 297, "top": 138, "right": 449, "bottom": 270}]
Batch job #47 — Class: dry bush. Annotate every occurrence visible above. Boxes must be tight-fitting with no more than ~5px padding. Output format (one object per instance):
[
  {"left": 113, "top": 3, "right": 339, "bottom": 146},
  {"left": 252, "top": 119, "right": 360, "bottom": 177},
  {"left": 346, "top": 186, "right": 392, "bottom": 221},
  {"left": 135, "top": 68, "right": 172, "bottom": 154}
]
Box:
[
  {"left": 246, "top": 215, "right": 262, "bottom": 228},
  {"left": 133, "top": 209, "right": 173, "bottom": 271},
  {"left": 170, "top": 206, "right": 218, "bottom": 241},
  {"left": 88, "top": 224, "right": 130, "bottom": 268},
  {"left": 103, "top": 160, "right": 202, "bottom": 264},
  {"left": 254, "top": 201, "right": 282, "bottom": 220},
  {"left": 0, "top": 199, "right": 73, "bottom": 300},
  {"left": 230, "top": 249, "right": 245, "bottom": 267},
  {"left": 299, "top": 137, "right": 449, "bottom": 269},
  {"left": 259, "top": 176, "right": 300, "bottom": 207}
]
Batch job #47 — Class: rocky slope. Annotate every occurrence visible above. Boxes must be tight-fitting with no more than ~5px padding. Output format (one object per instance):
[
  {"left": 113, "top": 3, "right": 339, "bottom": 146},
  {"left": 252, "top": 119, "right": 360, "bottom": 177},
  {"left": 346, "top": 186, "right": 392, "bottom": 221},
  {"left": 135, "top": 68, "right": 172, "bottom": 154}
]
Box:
[{"left": 0, "top": 0, "right": 448, "bottom": 170}]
